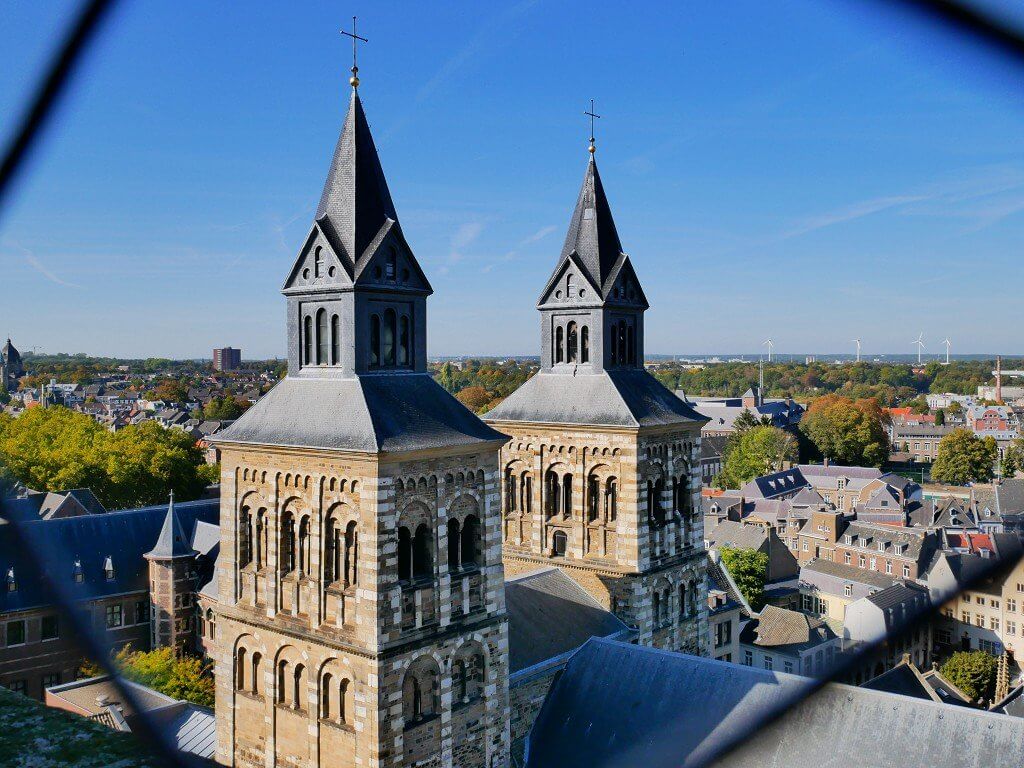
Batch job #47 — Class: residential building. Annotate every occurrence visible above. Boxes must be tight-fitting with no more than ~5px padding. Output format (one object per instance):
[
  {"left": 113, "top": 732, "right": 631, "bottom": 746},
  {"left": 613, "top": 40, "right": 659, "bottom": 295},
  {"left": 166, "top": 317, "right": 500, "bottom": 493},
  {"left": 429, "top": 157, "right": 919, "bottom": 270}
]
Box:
[
  {"left": 699, "top": 434, "right": 728, "bottom": 486},
  {"left": 705, "top": 550, "right": 750, "bottom": 663},
  {"left": 798, "top": 558, "right": 897, "bottom": 626},
  {"left": 705, "top": 520, "right": 799, "bottom": 582},
  {"left": 833, "top": 522, "right": 936, "bottom": 580},
  {"left": 681, "top": 387, "right": 804, "bottom": 437},
  {"left": 212, "top": 347, "right": 242, "bottom": 372},
  {"left": 890, "top": 424, "right": 954, "bottom": 463},
  {"left": 843, "top": 582, "right": 934, "bottom": 680},
  {"left": 861, "top": 656, "right": 972, "bottom": 707},
  {"left": 738, "top": 604, "right": 841, "bottom": 676}
]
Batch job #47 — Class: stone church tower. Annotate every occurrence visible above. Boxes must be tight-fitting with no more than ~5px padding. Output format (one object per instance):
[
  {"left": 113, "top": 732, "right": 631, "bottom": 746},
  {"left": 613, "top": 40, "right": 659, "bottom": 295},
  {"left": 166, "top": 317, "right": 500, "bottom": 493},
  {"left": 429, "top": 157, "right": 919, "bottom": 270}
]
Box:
[
  {"left": 211, "top": 75, "right": 510, "bottom": 768},
  {"left": 145, "top": 492, "right": 198, "bottom": 654},
  {"left": 485, "top": 147, "right": 709, "bottom": 653}
]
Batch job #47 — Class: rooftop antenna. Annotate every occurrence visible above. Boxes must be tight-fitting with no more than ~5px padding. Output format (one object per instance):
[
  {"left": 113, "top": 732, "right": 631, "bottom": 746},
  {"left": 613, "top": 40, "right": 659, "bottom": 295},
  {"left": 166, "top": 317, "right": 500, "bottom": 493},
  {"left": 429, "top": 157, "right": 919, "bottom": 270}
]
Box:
[
  {"left": 852, "top": 338, "right": 862, "bottom": 363},
  {"left": 762, "top": 338, "right": 774, "bottom": 363},
  {"left": 943, "top": 338, "right": 951, "bottom": 366},
  {"left": 340, "top": 16, "right": 368, "bottom": 89},
  {"left": 759, "top": 357, "right": 764, "bottom": 392},
  {"left": 913, "top": 333, "right": 925, "bottom": 365},
  {"left": 584, "top": 99, "right": 601, "bottom": 155}
]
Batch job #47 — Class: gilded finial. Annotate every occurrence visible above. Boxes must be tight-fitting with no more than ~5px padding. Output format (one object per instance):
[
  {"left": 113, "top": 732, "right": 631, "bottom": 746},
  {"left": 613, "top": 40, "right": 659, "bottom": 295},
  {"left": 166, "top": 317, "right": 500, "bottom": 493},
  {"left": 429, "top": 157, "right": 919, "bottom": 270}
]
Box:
[
  {"left": 341, "top": 16, "right": 368, "bottom": 90},
  {"left": 584, "top": 99, "right": 601, "bottom": 155}
]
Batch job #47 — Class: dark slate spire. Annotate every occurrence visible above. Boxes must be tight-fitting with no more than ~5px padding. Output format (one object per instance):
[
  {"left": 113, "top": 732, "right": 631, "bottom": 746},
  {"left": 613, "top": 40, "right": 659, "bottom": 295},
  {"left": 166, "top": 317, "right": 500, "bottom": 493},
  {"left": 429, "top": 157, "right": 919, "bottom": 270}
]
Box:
[
  {"left": 145, "top": 492, "right": 196, "bottom": 560},
  {"left": 558, "top": 156, "right": 624, "bottom": 296},
  {"left": 315, "top": 89, "right": 398, "bottom": 266}
]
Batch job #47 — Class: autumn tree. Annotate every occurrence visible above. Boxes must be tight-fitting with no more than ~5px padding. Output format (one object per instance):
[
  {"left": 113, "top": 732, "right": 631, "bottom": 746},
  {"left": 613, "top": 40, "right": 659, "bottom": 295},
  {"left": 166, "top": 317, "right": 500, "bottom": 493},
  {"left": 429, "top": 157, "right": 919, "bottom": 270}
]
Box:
[
  {"left": 108, "top": 646, "right": 215, "bottom": 707},
  {"left": 1002, "top": 437, "right": 1024, "bottom": 478},
  {"left": 719, "top": 547, "right": 769, "bottom": 610},
  {"left": 716, "top": 425, "right": 798, "bottom": 489},
  {"left": 799, "top": 394, "right": 889, "bottom": 467},
  {"left": 931, "top": 429, "right": 998, "bottom": 485},
  {"left": 455, "top": 385, "right": 491, "bottom": 413}
]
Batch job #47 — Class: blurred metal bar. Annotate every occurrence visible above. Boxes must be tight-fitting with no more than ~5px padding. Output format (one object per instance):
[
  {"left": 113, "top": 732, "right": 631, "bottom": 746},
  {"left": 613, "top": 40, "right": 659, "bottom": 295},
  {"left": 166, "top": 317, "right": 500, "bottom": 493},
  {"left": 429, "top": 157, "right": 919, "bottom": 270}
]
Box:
[
  {"left": 0, "top": 0, "right": 119, "bottom": 221},
  {"left": 882, "top": 0, "right": 1024, "bottom": 63}
]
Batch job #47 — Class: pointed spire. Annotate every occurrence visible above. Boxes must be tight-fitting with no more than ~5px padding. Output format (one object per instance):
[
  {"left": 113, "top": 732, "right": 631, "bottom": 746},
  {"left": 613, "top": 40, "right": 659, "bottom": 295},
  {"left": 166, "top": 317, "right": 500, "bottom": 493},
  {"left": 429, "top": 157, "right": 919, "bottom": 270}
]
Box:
[
  {"left": 145, "top": 491, "right": 196, "bottom": 560},
  {"left": 315, "top": 89, "right": 398, "bottom": 267},
  {"left": 558, "top": 156, "right": 624, "bottom": 294}
]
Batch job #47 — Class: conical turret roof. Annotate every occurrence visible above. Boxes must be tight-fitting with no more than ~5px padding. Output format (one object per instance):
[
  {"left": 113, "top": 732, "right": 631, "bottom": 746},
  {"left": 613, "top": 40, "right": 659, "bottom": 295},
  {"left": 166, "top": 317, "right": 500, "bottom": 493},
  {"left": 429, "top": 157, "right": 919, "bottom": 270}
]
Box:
[
  {"left": 145, "top": 492, "right": 196, "bottom": 560},
  {"left": 315, "top": 89, "right": 399, "bottom": 267}
]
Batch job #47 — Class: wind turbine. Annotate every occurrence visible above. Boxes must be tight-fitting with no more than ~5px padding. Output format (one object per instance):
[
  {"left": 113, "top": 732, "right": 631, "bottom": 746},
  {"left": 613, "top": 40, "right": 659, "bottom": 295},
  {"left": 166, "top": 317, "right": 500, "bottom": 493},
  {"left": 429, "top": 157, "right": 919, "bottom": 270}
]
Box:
[
  {"left": 852, "top": 339, "right": 862, "bottom": 363},
  {"left": 762, "top": 338, "right": 774, "bottom": 363},
  {"left": 913, "top": 333, "right": 925, "bottom": 365},
  {"left": 943, "top": 338, "right": 951, "bottom": 365}
]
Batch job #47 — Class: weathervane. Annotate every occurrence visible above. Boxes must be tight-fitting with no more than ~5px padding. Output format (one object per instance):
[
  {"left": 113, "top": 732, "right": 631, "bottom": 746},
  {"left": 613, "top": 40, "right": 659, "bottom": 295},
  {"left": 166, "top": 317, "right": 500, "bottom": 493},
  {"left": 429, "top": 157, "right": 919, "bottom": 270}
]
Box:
[
  {"left": 584, "top": 99, "right": 601, "bottom": 154},
  {"left": 340, "top": 16, "right": 368, "bottom": 88}
]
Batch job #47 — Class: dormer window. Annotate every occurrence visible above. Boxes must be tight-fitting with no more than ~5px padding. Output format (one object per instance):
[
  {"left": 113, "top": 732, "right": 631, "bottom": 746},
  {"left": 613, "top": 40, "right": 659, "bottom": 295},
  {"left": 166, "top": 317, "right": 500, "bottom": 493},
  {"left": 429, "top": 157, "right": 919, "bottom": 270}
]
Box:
[
  {"left": 103, "top": 556, "right": 115, "bottom": 581},
  {"left": 877, "top": 542, "right": 885, "bottom": 552}
]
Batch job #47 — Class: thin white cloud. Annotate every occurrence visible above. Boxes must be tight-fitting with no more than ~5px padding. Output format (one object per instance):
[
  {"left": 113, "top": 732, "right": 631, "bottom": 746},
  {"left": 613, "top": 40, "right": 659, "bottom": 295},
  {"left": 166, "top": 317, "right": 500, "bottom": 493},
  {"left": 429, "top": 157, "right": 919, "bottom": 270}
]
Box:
[
  {"left": 9, "top": 244, "right": 80, "bottom": 288},
  {"left": 780, "top": 195, "right": 929, "bottom": 239},
  {"left": 481, "top": 224, "right": 557, "bottom": 273}
]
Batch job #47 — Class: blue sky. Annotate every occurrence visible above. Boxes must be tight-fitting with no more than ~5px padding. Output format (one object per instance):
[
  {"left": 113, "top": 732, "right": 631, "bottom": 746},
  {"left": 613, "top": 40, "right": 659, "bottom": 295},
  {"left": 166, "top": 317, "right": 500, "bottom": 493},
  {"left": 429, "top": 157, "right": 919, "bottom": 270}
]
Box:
[{"left": 3, "top": 1, "right": 1024, "bottom": 359}]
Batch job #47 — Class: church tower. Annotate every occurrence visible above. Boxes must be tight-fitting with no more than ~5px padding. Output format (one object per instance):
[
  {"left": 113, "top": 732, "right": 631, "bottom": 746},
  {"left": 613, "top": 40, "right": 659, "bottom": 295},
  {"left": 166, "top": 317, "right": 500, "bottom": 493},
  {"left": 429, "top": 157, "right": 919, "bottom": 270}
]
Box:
[
  {"left": 212, "top": 59, "right": 510, "bottom": 768},
  {"left": 485, "top": 141, "right": 709, "bottom": 653},
  {"left": 145, "top": 492, "right": 198, "bottom": 654}
]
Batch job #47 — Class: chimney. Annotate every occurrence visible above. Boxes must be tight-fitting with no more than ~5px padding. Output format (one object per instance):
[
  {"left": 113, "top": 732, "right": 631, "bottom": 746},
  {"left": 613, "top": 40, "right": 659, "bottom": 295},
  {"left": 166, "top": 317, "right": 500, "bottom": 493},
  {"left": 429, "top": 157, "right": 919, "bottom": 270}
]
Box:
[{"left": 996, "top": 355, "right": 1003, "bottom": 405}]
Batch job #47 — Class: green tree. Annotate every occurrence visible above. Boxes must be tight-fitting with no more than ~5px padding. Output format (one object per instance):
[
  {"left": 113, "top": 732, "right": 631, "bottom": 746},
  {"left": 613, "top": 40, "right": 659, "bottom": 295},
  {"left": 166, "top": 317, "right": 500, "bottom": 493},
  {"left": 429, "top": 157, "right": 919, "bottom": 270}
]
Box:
[
  {"left": 200, "top": 396, "right": 245, "bottom": 420},
  {"left": 110, "top": 646, "right": 214, "bottom": 707},
  {"left": 716, "top": 425, "right": 798, "bottom": 489},
  {"left": 732, "top": 409, "right": 773, "bottom": 434},
  {"left": 0, "top": 407, "right": 208, "bottom": 508},
  {"left": 908, "top": 395, "right": 930, "bottom": 415},
  {"left": 931, "top": 429, "right": 998, "bottom": 485},
  {"left": 947, "top": 400, "right": 964, "bottom": 415},
  {"left": 940, "top": 650, "right": 997, "bottom": 702},
  {"left": 1001, "top": 437, "right": 1024, "bottom": 478},
  {"left": 935, "top": 408, "right": 945, "bottom": 426},
  {"left": 719, "top": 547, "right": 769, "bottom": 611},
  {"left": 799, "top": 394, "right": 889, "bottom": 467}
]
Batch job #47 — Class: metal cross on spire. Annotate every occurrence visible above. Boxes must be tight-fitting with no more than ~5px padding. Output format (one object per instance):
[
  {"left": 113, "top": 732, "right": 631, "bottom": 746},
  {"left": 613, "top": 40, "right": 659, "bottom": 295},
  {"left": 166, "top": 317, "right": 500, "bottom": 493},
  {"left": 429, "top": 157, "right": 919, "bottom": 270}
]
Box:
[
  {"left": 340, "top": 16, "right": 368, "bottom": 89},
  {"left": 584, "top": 99, "right": 601, "bottom": 154}
]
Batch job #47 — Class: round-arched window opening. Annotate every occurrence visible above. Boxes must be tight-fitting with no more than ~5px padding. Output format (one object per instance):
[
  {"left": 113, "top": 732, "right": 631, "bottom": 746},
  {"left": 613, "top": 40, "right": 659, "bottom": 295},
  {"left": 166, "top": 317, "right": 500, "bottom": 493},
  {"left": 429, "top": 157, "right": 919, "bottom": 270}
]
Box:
[
  {"left": 303, "top": 268, "right": 310, "bottom": 279},
  {"left": 579, "top": 288, "right": 586, "bottom": 298},
  {"left": 328, "top": 266, "right": 336, "bottom": 277},
  {"left": 401, "top": 268, "right": 410, "bottom": 282},
  {"left": 374, "top": 265, "right": 382, "bottom": 279},
  {"left": 555, "top": 290, "right": 562, "bottom": 299}
]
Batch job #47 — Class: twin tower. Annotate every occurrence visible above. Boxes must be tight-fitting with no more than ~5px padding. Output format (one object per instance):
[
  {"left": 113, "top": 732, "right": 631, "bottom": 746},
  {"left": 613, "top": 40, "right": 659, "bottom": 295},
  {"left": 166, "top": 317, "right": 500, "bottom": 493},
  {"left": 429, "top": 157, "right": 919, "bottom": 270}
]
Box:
[{"left": 212, "top": 77, "right": 707, "bottom": 768}]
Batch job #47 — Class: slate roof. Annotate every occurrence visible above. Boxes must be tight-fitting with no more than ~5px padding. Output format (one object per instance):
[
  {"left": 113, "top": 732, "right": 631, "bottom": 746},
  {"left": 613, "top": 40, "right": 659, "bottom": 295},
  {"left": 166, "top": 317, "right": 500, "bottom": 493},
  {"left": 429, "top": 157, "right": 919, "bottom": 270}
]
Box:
[
  {"left": 738, "top": 467, "right": 808, "bottom": 499},
  {"left": 146, "top": 494, "right": 198, "bottom": 560},
  {"left": 861, "top": 661, "right": 949, "bottom": 703},
  {"left": 706, "top": 520, "right": 768, "bottom": 551},
  {"left": 789, "top": 487, "right": 825, "bottom": 507},
  {"left": 0, "top": 498, "right": 219, "bottom": 613},
  {"left": 706, "top": 552, "right": 751, "bottom": 617},
  {"left": 484, "top": 369, "right": 705, "bottom": 429},
  {"left": 555, "top": 157, "right": 634, "bottom": 303},
  {"left": 215, "top": 373, "right": 506, "bottom": 453},
  {"left": 799, "top": 558, "right": 897, "bottom": 596},
  {"left": 997, "top": 479, "right": 1024, "bottom": 515},
  {"left": 505, "top": 567, "right": 630, "bottom": 675},
  {"left": 739, "top": 604, "right": 836, "bottom": 652},
  {"left": 525, "top": 638, "right": 1024, "bottom": 768},
  {"left": 314, "top": 89, "right": 404, "bottom": 275},
  {"left": 841, "top": 521, "right": 932, "bottom": 560}
]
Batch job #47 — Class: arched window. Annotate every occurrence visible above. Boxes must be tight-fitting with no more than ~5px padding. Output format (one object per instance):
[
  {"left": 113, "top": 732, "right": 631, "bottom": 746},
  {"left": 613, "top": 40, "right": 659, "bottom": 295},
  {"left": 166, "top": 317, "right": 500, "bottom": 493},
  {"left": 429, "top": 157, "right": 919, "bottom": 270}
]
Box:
[
  {"left": 545, "top": 470, "right": 560, "bottom": 518},
  {"left": 555, "top": 326, "right": 564, "bottom": 363},
  {"left": 293, "top": 664, "right": 305, "bottom": 711},
  {"left": 552, "top": 530, "right": 568, "bottom": 557},
  {"left": 255, "top": 510, "right": 266, "bottom": 568},
  {"left": 566, "top": 321, "right": 578, "bottom": 363},
  {"left": 413, "top": 524, "right": 433, "bottom": 580},
  {"left": 627, "top": 324, "right": 636, "bottom": 365},
  {"left": 649, "top": 479, "right": 666, "bottom": 526},
  {"left": 505, "top": 467, "right": 517, "bottom": 513},
  {"left": 236, "top": 648, "right": 246, "bottom": 690},
  {"left": 324, "top": 518, "right": 340, "bottom": 583},
  {"left": 239, "top": 507, "right": 252, "bottom": 567},
  {"left": 398, "top": 527, "right": 412, "bottom": 582},
  {"left": 447, "top": 518, "right": 461, "bottom": 573},
  {"left": 331, "top": 314, "right": 340, "bottom": 365},
  {"left": 322, "top": 672, "right": 333, "bottom": 718},
  {"left": 344, "top": 521, "right": 358, "bottom": 586},
  {"left": 617, "top": 320, "right": 627, "bottom": 366},
  {"left": 653, "top": 591, "right": 661, "bottom": 626},
  {"left": 606, "top": 478, "right": 618, "bottom": 523},
  {"left": 562, "top": 473, "right": 573, "bottom": 520},
  {"left": 280, "top": 511, "right": 295, "bottom": 573},
  {"left": 314, "top": 246, "right": 323, "bottom": 278},
  {"left": 339, "top": 678, "right": 351, "bottom": 723},
  {"left": 316, "top": 309, "right": 328, "bottom": 365},
  {"left": 566, "top": 272, "right": 575, "bottom": 297},
  {"left": 399, "top": 315, "right": 410, "bottom": 366},
  {"left": 521, "top": 472, "right": 532, "bottom": 514},
  {"left": 383, "top": 309, "right": 397, "bottom": 366},
  {"left": 387, "top": 248, "right": 398, "bottom": 280},
  {"left": 609, "top": 321, "right": 618, "bottom": 365},
  {"left": 298, "top": 516, "right": 310, "bottom": 575},
  {"left": 453, "top": 660, "right": 467, "bottom": 703},
  {"left": 251, "top": 652, "right": 261, "bottom": 694},
  {"left": 277, "top": 659, "right": 289, "bottom": 704},
  {"left": 678, "top": 583, "right": 687, "bottom": 618},
  {"left": 587, "top": 475, "right": 599, "bottom": 522},
  {"left": 370, "top": 315, "right": 381, "bottom": 368},
  {"left": 461, "top": 515, "right": 481, "bottom": 568},
  {"left": 581, "top": 326, "right": 590, "bottom": 363},
  {"left": 303, "top": 315, "right": 313, "bottom": 365}
]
